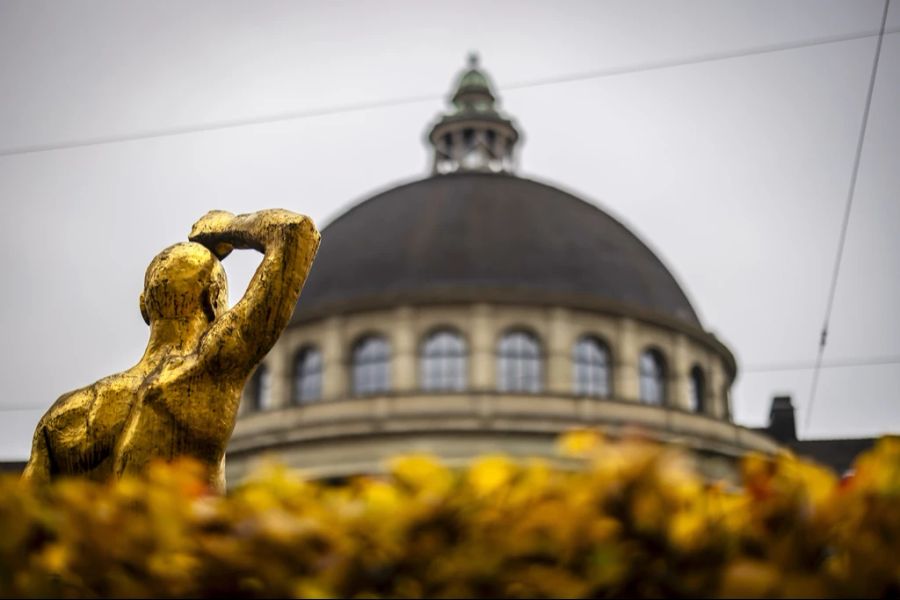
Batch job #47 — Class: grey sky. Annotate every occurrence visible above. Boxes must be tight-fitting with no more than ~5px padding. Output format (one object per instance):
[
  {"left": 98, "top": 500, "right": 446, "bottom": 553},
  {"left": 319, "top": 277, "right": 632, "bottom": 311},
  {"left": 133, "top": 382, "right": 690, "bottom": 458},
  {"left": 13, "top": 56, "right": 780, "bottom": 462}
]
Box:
[{"left": 0, "top": 0, "right": 897, "bottom": 459}]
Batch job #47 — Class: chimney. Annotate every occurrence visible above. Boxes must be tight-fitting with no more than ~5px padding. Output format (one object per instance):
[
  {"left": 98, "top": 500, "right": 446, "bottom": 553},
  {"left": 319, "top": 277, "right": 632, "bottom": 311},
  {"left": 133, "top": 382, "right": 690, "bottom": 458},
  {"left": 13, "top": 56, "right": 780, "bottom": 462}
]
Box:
[{"left": 768, "top": 395, "right": 797, "bottom": 442}]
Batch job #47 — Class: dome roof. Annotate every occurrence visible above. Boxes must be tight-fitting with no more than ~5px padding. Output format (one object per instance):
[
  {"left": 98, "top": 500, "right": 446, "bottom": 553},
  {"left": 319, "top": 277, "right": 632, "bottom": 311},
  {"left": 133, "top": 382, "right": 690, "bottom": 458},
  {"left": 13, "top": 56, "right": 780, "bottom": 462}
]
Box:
[{"left": 291, "top": 172, "right": 702, "bottom": 328}]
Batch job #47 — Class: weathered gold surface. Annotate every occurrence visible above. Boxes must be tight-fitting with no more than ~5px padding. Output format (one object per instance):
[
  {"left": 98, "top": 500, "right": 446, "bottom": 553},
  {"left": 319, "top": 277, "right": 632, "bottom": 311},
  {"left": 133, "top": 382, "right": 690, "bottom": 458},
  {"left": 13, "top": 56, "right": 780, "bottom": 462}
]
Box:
[{"left": 22, "top": 209, "right": 320, "bottom": 492}]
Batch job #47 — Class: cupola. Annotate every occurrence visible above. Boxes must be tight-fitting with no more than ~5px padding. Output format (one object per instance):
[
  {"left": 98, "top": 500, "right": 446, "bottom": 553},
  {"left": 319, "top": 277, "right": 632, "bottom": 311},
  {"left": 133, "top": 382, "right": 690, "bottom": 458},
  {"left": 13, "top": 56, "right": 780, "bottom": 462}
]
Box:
[{"left": 427, "top": 53, "right": 521, "bottom": 174}]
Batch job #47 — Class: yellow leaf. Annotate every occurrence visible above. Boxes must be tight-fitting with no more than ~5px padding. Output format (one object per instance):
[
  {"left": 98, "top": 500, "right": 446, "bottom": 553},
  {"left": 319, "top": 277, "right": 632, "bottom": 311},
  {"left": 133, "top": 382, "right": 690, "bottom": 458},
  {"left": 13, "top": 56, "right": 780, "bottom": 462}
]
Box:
[
  {"left": 558, "top": 429, "right": 603, "bottom": 457},
  {"left": 468, "top": 455, "right": 515, "bottom": 497},
  {"left": 388, "top": 454, "right": 453, "bottom": 495}
]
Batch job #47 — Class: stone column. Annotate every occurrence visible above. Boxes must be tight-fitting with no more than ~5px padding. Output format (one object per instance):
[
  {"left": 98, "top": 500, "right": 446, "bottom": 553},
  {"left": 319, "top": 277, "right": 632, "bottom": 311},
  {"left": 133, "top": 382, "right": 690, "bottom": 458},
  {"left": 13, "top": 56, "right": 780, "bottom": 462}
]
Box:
[
  {"left": 393, "top": 306, "right": 417, "bottom": 393},
  {"left": 671, "top": 333, "right": 691, "bottom": 410},
  {"left": 721, "top": 373, "right": 732, "bottom": 421},
  {"left": 615, "top": 317, "right": 639, "bottom": 401},
  {"left": 451, "top": 130, "right": 464, "bottom": 166},
  {"left": 322, "top": 316, "right": 347, "bottom": 400},
  {"left": 547, "top": 307, "right": 571, "bottom": 394},
  {"left": 709, "top": 360, "right": 726, "bottom": 419},
  {"left": 267, "top": 339, "right": 290, "bottom": 409},
  {"left": 470, "top": 303, "right": 495, "bottom": 390}
]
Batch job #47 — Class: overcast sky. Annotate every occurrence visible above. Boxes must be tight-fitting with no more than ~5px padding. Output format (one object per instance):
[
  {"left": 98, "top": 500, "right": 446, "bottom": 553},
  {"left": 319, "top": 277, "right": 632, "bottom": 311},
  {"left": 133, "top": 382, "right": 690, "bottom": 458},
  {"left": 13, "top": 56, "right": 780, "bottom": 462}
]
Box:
[{"left": 0, "top": 0, "right": 898, "bottom": 459}]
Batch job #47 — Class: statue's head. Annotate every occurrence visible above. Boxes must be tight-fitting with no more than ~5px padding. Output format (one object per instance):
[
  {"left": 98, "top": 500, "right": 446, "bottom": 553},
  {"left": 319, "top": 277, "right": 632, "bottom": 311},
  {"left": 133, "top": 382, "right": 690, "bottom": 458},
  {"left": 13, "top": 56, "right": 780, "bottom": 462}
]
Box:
[{"left": 139, "top": 242, "right": 228, "bottom": 325}]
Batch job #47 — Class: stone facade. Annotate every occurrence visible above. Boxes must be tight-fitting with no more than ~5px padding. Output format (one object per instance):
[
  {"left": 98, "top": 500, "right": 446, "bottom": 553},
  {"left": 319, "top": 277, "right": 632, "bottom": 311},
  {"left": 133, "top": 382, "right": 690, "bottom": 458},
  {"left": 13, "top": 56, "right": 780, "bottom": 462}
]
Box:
[{"left": 226, "top": 303, "right": 776, "bottom": 483}]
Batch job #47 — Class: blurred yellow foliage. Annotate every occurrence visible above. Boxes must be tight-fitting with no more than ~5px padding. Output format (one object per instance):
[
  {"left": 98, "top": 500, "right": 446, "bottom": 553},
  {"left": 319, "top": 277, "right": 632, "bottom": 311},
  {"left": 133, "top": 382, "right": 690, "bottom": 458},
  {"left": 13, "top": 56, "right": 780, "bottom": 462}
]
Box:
[{"left": 1, "top": 432, "right": 898, "bottom": 598}]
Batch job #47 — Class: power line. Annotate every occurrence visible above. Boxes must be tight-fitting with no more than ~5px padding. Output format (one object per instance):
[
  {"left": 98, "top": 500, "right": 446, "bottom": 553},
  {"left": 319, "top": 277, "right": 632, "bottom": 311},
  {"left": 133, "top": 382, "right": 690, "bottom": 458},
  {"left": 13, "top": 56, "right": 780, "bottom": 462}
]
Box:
[
  {"left": 744, "top": 355, "right": 900, "bottom": 374},
  {"left": 804, "top": 0, "right": 892, "bottom": 433},
  {"left": 1, "top": 25, "right": 898, "bottom": 158},
  {"left": 0, "top": 92, "right": 443, "bottom": 158},
  {"left": 501, "top": 26, "right": 900, "bottom": 91}
]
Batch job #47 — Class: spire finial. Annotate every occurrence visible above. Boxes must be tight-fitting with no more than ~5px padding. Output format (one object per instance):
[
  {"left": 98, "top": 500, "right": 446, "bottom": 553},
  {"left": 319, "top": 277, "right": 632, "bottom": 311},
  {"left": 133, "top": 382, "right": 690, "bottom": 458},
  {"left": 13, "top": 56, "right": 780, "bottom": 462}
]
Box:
[{"left": 467, "top": 51, "right": 479, "bottom": 69}]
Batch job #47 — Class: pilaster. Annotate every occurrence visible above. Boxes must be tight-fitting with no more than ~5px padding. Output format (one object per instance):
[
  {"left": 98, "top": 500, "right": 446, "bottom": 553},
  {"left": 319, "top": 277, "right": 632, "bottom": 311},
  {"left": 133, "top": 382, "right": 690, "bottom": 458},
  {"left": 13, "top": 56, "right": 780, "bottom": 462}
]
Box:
[
  {"left": 615, "top": 317, "right": 639, "bottom": 401},
  {"left": 547, "top": 307, "right": 571, "bottom": 394},
  {"left": 322, "top": 316, "right": 347, "bottom": 400},
  {"left": 672, "top": 333, "right": 691, "bottom": 410},
  {"left": 393, "top": 306, "right": 417, "bottom": 392},
  {"left": 470, "top": 303, "right": 495, "bottom": 390}
]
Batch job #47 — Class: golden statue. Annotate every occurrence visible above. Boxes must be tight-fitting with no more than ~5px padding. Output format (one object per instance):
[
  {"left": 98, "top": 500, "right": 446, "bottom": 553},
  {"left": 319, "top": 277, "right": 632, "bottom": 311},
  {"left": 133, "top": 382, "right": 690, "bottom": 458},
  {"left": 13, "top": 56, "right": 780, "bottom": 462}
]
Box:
[{"left": 22, "top": 209, "right": 320, "bottom": 492}]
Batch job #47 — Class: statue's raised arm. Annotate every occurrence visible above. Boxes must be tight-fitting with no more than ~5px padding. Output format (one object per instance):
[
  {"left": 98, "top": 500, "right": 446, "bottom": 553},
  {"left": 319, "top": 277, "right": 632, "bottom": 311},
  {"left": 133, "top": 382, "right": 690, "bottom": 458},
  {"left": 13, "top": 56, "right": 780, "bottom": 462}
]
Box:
[
  {"left": 189, "top": 209, "right": 321, "bottom": 377},
  {"left": 113, "top": 209, "right": 320, "bottom": 490}
]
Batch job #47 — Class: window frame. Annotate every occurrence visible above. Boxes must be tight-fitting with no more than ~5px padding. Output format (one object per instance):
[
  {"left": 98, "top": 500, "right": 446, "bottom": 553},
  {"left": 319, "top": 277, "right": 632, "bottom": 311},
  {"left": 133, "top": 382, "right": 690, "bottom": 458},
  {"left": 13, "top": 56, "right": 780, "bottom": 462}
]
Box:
[
  {"left": 292, "top": 345, "right": 323, "bottom": 404},
  {"left": 688, "top": 365, "right": 706, "bottom": 414},
  {"left": 497, "top": 329, "right": 543, "bottom": 394},
  {"left": 573, "top": 335, "right": 612, "bottom": 398},
  {"left": 420, "top": 328, "right": 468, "bottom": 392},
  {"left": 351, "top": 334, "right": 391, "bottom": 396},
  {"left": 638, "top": 348, "right": 667, "bottom": 406},
  {"left": 252, "top": 363, "right": 273, "bottom": 411}
]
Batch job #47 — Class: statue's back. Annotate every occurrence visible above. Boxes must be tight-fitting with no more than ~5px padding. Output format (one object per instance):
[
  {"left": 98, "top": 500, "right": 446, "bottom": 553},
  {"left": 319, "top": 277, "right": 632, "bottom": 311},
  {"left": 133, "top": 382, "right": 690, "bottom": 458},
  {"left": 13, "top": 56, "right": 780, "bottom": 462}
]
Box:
[{"left": 23, "top": 370, "right": 142, "bottom": 483}]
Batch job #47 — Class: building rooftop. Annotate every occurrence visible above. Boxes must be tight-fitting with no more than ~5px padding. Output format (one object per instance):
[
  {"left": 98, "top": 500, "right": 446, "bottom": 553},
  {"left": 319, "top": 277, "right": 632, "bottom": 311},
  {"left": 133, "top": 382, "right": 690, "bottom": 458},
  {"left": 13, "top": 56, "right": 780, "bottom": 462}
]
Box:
[{"left": 291, "top": 171, "right": 702, "bottom": 330}]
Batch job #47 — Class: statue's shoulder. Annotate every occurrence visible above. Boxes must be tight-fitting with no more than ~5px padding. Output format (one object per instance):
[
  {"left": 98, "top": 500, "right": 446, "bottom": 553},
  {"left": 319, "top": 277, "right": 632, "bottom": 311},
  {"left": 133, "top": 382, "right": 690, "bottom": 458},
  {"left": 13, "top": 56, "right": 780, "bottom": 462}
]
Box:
[{"left": 41, "top": 371, "right": 141, "bottom": 430}]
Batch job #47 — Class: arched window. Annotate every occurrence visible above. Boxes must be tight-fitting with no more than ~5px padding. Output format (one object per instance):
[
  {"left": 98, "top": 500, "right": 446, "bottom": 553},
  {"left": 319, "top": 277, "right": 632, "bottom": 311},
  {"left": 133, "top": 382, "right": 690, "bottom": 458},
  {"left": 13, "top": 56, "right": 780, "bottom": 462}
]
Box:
[
  {"left": 252, "top": 364, "right": 273, "bottom": 411},
  {"left": 352, "top": 335, "right": 391, "bottom": 396},
  {"left": 420, "top": 329, "right": 467, "bottom": 391},
  {"left": 293, "top": 346, "right": 323, "bottom": 404},
  {"left": 639, "top": 349, "right": 667, "bottom": 406},
  {"left": 689, "top": 365, "right": 706, "bottom": 413},
  {"left": 497, "top": 330, "right": 542, "bottom": 393},
  {"left": 573, "top": 336, "right": 611, "bottom": 397}
]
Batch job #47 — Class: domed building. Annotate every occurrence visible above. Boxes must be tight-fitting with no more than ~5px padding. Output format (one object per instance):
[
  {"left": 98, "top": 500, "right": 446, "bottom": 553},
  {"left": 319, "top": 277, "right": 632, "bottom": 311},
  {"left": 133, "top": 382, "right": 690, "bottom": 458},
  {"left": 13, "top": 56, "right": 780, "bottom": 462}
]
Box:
[{"left": 225, "top": 56, "right": 778, "bottom": 483}]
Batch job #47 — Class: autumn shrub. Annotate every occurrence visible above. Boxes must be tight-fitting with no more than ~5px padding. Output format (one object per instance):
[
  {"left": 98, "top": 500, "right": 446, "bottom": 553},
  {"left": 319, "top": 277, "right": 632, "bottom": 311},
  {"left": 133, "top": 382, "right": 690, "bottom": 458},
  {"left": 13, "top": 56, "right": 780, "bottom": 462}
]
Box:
[{"left": 0, "top": 433, "right": 898, "bottom": 598}]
